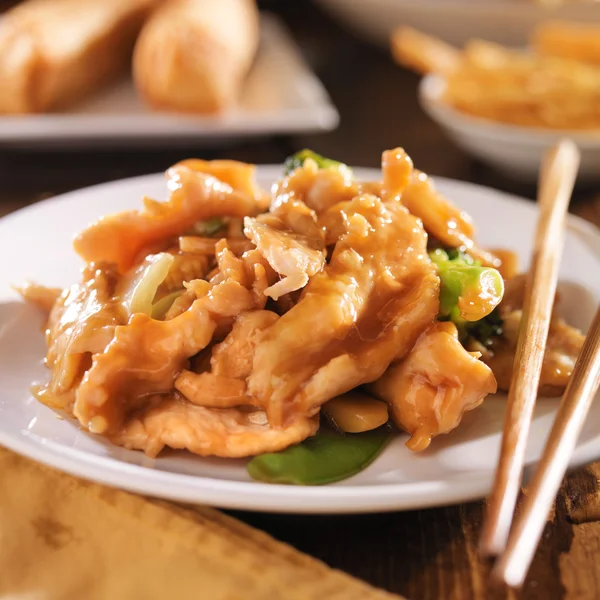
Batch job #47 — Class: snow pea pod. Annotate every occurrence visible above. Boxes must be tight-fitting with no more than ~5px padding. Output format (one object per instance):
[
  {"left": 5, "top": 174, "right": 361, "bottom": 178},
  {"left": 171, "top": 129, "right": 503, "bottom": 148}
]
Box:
[{"left": 247, "top": 430, "right": 391, "bottom": 485}]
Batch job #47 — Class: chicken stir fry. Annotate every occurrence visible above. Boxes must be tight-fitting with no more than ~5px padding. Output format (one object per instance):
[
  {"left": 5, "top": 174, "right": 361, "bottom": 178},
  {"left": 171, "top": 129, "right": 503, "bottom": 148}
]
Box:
[{"left": 19, "top": 147, "right": 586, "bottom": 485}]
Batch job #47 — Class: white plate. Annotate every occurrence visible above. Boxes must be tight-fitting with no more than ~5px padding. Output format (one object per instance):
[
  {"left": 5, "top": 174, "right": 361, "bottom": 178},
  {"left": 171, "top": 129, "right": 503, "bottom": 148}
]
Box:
[
  {"left": 0, "top": 14, "right": 339, "bottom": 148},
  {"left": 419, "top": 74, "right": 600, "bottom": 183},
  {"left": 1, "top": 166, "right": 599, "bottom": 514},
  {"left": 315, "top": 0, "right": 600, "bottom": 47}
]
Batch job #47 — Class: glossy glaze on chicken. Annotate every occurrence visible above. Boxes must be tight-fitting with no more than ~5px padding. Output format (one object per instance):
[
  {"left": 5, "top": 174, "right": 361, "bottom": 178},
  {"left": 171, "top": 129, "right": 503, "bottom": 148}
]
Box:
[{"left": 19, "top": 149, "right": 585, "bottom": 469}]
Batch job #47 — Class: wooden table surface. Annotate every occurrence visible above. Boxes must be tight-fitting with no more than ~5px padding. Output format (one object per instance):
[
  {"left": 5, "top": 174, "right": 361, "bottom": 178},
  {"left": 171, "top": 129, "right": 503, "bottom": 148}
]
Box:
[{"left": 2, "top": 2, "right": 600, "bottom": 599}]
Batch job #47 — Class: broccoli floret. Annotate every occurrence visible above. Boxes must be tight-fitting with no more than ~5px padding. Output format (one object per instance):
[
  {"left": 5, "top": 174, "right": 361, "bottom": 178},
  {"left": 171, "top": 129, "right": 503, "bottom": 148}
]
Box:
[
  {"left": 283, "top": 149, "right": 351, "bottom": 176},
  {"left": 444, "top": 247, "right": 476, "bottom": 264},
  {"left": 429, "top": 248, "right": 504, "bottom": 346},
  {"left": 464, "top": 307, "right": 504, "bottom": 347}
]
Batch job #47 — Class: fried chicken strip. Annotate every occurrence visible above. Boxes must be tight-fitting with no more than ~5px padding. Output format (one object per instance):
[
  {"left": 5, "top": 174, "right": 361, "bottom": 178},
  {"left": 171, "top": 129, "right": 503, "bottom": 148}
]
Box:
[
  {"left": 210, "top": 310, "right": 280, "bottom": 378},
  {"left": 371, "top": 322, "right": 497, "bottom": 451},
  {"left": 74, "top": 164, "right": 262, "bottom": 273},
  {"left": 247, "top": 193, "right": 440, "bottom": 427},
  {"left": 175, "top": 159, "right": 268, "bottom": 207},
  {"left": 175, "top": 372, "right": 247, "bottom": 408},
  {"left": 244, "top": 200, "right": 326, "bottom": 300},
  {"left": 174, "top": 310, "right": 279, "bottom": 408},
  {"left": 175, "top": 310, "right": 279, "bottom": 408},
  {"left": 112, "top": 395, "right": 318, "bottom": 458},
  {"left": 399, "top": 165, "right": 500, "bottom": 268},
  {"left": 34, "top": 264, "right": 122, "bottom": 409},
  {"left": 74, "top": 296, "right": 216, "bottom": 434},
  {"left": 74, "top": 254, "right": 268, "bottom": 434},
  {"left": 271, "top": 159, "right": 359, "bottom": 214}
]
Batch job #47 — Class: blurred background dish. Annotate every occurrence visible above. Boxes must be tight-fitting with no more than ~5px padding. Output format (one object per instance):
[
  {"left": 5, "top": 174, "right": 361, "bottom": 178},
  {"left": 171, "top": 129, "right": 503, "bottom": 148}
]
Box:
[
  {"left": 419, "top": 73, "right": 600, "bottom": 182},
  {"left": 0, "top": 0, "right": 158, "bottom": 114},
  {"left": 392, "top": 21, "right": 600, "bottom": 182},
  {"left": 0, "top": 11, "right": 338, "bottom": 147},
  {"left": 315, "top": 0, "right": 600, "bottom": 47},
  {"left": 133, "top": 0, "right": 260, "bottom": 114}
]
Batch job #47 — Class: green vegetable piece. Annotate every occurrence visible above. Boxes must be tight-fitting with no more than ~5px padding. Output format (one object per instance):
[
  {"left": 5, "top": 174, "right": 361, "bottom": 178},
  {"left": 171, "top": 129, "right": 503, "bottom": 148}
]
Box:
[
  {"left": 283, "top": 149, "right": 351, "bottom": 176},
  {"left": 192, "top": 217, "right": 226, "bottom": 237},
  {"left": 117, "top": 252, "right": 175, "bottom": 318},
  {"left": 443, "top": 247, "right": 476, "bottom": 264},
  {"left": 247, "top": 430, "right": 391, "bottom": 485},
  {"left": 429, "top": 248, "right": 504, "bottom": 323},
  {"left": 465, "top": 306, "right": 504, "bottom": 347},
  {"left": 151, "top": 289, "right": 184, "bottom": 320}
]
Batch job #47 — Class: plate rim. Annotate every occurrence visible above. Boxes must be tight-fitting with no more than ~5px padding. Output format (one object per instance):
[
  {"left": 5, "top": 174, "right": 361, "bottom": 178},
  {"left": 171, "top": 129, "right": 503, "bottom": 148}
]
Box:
[{"left": 1, "top": 167, "right": 599, "bottom": 514}]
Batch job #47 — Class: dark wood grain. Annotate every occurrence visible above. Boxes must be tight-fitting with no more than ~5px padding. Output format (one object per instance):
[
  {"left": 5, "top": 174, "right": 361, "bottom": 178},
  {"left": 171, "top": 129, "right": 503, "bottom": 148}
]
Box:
[{"left": 2, "top": 1, "right": 600, "bottom": 599}]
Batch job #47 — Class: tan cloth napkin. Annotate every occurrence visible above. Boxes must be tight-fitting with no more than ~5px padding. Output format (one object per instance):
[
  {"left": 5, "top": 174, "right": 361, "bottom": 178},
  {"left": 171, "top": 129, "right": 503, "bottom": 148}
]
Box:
[{"left": 0, "top": 447, "right": 402, "bottom": 600}]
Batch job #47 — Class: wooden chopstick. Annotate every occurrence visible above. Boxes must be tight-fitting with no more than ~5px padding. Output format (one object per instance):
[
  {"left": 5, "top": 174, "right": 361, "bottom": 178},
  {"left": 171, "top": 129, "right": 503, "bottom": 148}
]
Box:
[
  {"left": 493, "top": 305, "right": 600, "bottom": 587},
  {"left": 479, "top": 139, "right": 581, "bottom": 556}
]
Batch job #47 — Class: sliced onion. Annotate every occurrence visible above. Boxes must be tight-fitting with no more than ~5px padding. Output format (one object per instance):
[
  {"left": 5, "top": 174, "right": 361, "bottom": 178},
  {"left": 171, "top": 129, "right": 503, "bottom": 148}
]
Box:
[
  {"left": 151, "top": 290, "right": 185, "bottom": 320},
  {"left": 117, "top": 253, "right": 174, "bottom": 318}
]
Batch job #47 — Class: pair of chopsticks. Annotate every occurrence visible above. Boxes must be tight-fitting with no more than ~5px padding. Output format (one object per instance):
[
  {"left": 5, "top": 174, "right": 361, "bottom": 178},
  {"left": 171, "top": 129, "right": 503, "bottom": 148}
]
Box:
[{"left": 479, "top": 139, "right": 600, "bottom": 587}]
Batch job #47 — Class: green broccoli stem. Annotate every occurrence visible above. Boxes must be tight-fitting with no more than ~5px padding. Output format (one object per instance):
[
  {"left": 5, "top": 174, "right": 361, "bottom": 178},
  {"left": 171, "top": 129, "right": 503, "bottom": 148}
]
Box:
[
  {"left": 192, "top": 217, "right": 226, "bottom": 236},
  {"left": 429, "top": 248, "right": 504, "bottom": 346},
  {"left": 283, "top": 149, "right": 351, "bottom": 176}
]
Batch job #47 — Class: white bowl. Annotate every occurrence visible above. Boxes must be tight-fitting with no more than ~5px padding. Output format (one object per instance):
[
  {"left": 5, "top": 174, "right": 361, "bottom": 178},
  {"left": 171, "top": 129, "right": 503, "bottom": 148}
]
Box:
[
  {"left": 419, "top": 74, "right": 600, "bottom": 183},
  {"left": 315, "top": 0, "right": 600, "bottom": 47}
]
